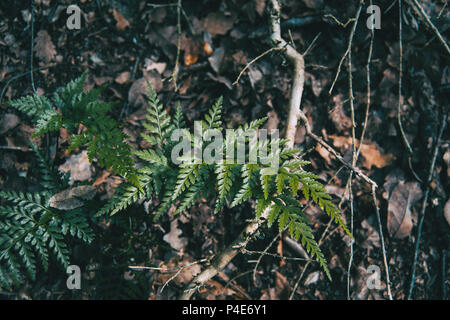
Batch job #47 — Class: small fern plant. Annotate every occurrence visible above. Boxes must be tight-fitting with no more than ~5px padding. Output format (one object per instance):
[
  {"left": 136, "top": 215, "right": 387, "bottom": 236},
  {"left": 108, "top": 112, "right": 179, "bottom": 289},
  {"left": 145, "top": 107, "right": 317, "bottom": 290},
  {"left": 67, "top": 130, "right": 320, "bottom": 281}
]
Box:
[
  {"left": 0, "top": 143, "right": 94, "bottom": 289},
  {"left": 7, "top": 72, "right": 138, "bottom": 187},
  {"left": 99, "top": 84, "right": 351, "bottom": 279}
]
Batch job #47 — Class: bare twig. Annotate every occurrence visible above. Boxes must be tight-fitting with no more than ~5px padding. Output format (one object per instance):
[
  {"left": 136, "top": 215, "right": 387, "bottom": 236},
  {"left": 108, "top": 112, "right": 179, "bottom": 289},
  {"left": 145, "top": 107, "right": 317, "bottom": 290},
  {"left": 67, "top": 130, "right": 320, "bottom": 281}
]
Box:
[
  {"left": 0, "top": 146, "right": 32, "bottom": 152},
  {"left": 357, "top": 0, "right": 375, "bottom": 160},
  {"left": 372, "top": 184, "right": 393, "bottom": 300},
  {"left": 30, "top": 0, "right": 36, "bottom": 94},
  {"left": 442, "top": 248, "right": 447, "bottom": 299},
  {"left": 407, "top": 111, "right": 447, "bottom": 299},
  {"left": 233, "top": 47, "right": 284, "bottom": 86},
  {"left": 171, "top": 0, "right": 182, "bottom": 91},
  {"left": 244, "top": 247, "right": 310, "bottom": 262},
  {"left": 324, "top": 14, "right": 356, "bottom": 28},
  {"left": 251, "top": 230, "right": 283, "bottom": 282},
  {"left": 269, "top": 0, "right": 306, "bottom": 149},
  {"left": 344, "top": 1, "right": 364, "bottom": 300},
  {"left": 408, "top": 0, "right": 450, "bottom": 55},
  {"left": 302, "top": 32, "right": 322, "bottom": 57},
  {"left": 0, "top": 65, "right": 55, "bottom": 107},
  {"left": 129, "top": 258, "right": 209, "bottom": 293},
  {"left": 297, "top": 110, "right": 378, "bottom": 188},
  {"left": 397, "top": 0, "right": 414, "bottom": 155}
]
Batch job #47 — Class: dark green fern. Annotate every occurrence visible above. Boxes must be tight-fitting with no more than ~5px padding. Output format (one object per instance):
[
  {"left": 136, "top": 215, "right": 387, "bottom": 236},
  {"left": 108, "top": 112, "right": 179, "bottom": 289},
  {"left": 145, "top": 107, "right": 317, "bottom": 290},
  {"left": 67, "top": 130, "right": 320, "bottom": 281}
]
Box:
[
  {"left": 0, "top": 145, "right": 94, "bottom": 289},
  {"left": 7, "top": 71, "right": 138, "bottom": 186},
  {"left": 98, "top": 84, "right": 351, "bottom": 279}
]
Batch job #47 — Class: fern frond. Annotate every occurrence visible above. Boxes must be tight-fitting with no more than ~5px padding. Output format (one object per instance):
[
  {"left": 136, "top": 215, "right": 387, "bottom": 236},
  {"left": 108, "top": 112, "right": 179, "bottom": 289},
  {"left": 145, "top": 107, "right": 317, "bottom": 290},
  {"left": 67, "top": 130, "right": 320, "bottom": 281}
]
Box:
[
  {"left": 96, "top": 173, "right": 152, "bottom": 217},
  {"left": 7, "top": 95, "right": 53, "bottom": 119},
  {"left": 203, "top": 97, "right": 223, "bottom": 129},
  {"left": 172, "top": 102, "right": 185, "bottom": 129},
  {"left": 230, "top": 164, "right": 257, "bottom": 208},
  {"left": 32, "top": 108, "right": 62, "bottom": 138},
  {"left": 133, "top": 149, "right": 167, "bottom": 166},
  {"left": 143, "top": 84, "right": 171, "bottom": 146},
  {"left": 30, "top": 142, "right": 68, "bottom": 191},
  {"left": 172, "top": 165, "right": 200, "bottom": 201},
  {"left": 0, "top": 189, "right": 94, "bottom": 289},
  {"left": 214, "top": 163, "right": 235, "bottom": 213},
  {"left": 175, "top": 183, "right": 200, "bottom": 215}
]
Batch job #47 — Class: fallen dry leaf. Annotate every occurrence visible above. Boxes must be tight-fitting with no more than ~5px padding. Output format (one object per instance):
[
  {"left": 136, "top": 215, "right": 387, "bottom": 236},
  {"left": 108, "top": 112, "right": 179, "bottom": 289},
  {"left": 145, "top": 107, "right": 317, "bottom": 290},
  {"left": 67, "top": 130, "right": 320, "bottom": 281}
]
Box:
[
  {"left": 49, "top": 185, "right": 96, "bottom": 210},
  {"left": 144, "top": 59, "right": 167, "bottom": 74},
  {"left": 115, "top": 71, "right": 130, "bottom": 84},
  {"left": 315, "top": 143, "right": 332, "bottom": 165},
  {"left": 128, "top": 73, "right": 163, "bottom": 108},
  {"left": 203, "top": 42, "right": 213, "bottom": 55},
  {"left": 201, "top": 12, "right": 235, "bottom": 36},
  {"left": 163, "top": 218, "right": 188, "bottom": 251},
  {"left": 265, "top": 110, "right": 279, "bottom": 132},
  {"left": 93, "top": 170, "right": 111, "bottom": 187},
  {"left": 58, "top": 150, "right": 93, "bottom": 184},
  {"left": 0, "top": 113, "right": 20, "bottom": 135},
  {"left": 304, "top": 271, "right": 320, "bottom": 286},
  {"left": 34, "top": 30, "right": 56, "bottom": 63},
  {"left": 329, "top": 135, "right": 395, "bottom": 169},
  {"left": 274, "top": 271, "right": 290, "bottom": 299},
  {"left": 184, "top": 53, "right": 198, "bottom": 66},
  {"left": 329, "top": 94, "right": 352, "bottom": 132},
  {"left": 112, "top": 8, "right": 130, "bottom": 30},
  {"left": 208, "top": 47, "right": 225, "bottom": 73},
  {"left": 387, "top": 181, "right": 422, "bottom": 239}
]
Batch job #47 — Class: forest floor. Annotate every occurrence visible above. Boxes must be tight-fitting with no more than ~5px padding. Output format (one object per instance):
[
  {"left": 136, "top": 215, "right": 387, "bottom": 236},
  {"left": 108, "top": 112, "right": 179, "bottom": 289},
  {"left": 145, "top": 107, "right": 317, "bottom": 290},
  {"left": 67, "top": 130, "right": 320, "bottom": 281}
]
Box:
[{"left": 0, "top": 0, "right": 448, "bottom": 300}]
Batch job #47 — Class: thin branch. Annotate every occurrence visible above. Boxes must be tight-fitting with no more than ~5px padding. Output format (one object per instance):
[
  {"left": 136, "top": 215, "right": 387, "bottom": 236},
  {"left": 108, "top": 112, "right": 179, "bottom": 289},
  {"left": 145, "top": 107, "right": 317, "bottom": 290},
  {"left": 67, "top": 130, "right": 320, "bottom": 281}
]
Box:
[
  {"left": 297, "top": 110, "right": 378, "bottom": 188},
  {"left": 345, "top": 1, "right": 363, "bottom": 300},
  {"left": 407, "top": 110, "right": 447, "bottom": 299},
  {"left": 372, "top": 184, "right": 393, "bottom": 300},
  {"left": 302, "top": 32, "right": 322, "bottom": 57},
  {"left": 398, "top": 0, "right": 414, "bottom": 155},
  {"left": 0, "top": 146, "right": 32, "bottom": 152},
  {"left": 0, "top": 65, "right": 55, "bottom": 107},
  {"left": 233, "top": 47, "right": 285, "bottom": 86},
  {"left": 251, "top": 230, "right": 283, "bottom": 282},
  {"left": 130, "top": 258, "right": 209, "bottom": 293},
  {"left": 171, "top": 0, "right": 182, "bottom": 91},
  {"left": 30, "top": 0, "right": 36, "bottom": 94},
  {"left": 408, "top": 0, "right": 450, "bottom": 55}
]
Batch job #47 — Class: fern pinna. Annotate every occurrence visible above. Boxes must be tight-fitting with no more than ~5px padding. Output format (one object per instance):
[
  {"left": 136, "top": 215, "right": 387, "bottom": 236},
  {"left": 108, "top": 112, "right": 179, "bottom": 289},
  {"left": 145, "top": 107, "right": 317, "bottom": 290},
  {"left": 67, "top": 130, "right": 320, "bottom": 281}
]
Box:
[{"left": 100, "top": 84, "right": 351, "bottom": 279}]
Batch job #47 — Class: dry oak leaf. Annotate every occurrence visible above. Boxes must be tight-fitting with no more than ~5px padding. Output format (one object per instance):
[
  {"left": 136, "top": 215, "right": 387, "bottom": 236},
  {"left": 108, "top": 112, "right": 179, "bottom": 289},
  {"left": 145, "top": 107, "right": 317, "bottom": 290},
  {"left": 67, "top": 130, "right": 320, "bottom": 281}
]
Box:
[
  {"left": 34, "top": 30, "right": 56, "bottom": 63},
  {"left": 329, "top": 94, "right": 352, "bottom": 132},
  {"left": 163, "top": 217, "right": 188, "bottom": 251},
  {"left": 58, "top": 150, "right": 93, "bottom": 184},
  {"left": 49, "top": 185, "right": 96, "bottom": 210},
  {"left": 201, "top": 12, "right": 235, "bottom": 36},
  {"left": 329, "top": 135, "right": 395, "bottom": 169},
  {"left": 387, "top": 181, "right": 422, "bottom": 239},
  {"left": 115, "top": 71, "right": 130, "bottom": 84},
  {"left": 0, "top": 113, "right": 20, "bottom": 135},
  {"left": 112, "top": 8, "right": 130, "bottom": 30}
]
